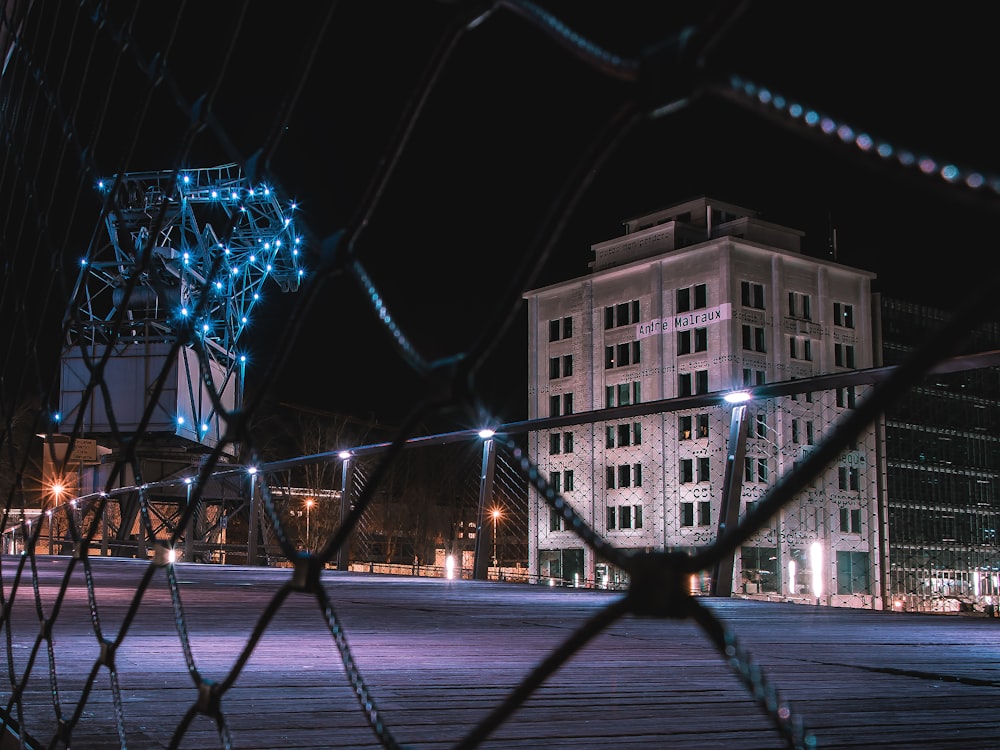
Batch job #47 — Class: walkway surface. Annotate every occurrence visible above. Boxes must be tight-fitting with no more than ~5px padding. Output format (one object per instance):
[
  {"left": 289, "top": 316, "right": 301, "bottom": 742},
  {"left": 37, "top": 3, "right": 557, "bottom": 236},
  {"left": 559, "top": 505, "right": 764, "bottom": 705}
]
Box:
[{"left": 1, "top": 556, "right": 998, "bottom": 749}]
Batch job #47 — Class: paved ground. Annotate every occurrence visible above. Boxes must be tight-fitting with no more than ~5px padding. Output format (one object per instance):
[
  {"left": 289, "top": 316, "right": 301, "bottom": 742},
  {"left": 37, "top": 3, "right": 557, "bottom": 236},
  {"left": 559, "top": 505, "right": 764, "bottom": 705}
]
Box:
[{"left": 1, "top": 556, "right": 998, "bottom": 749}]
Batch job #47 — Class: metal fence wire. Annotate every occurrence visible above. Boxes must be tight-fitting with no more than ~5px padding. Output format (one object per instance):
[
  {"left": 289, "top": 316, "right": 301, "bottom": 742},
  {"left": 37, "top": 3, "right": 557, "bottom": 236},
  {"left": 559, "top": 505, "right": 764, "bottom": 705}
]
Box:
[{"left": 1, "top": 2, "right": 999, "bottom": 749}]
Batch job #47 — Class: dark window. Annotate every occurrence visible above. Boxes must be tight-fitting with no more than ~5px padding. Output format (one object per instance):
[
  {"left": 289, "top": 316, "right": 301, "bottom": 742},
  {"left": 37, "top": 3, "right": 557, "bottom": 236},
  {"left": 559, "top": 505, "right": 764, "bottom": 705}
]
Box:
[
  {"left": 678, "top": 373, "right": 692, "bottom": 397},
  {"left": 677, "top": 330, "right": 692, "bottom": 355},
  {"left": 697, "top": 457, "right": 710, "bottom": 482},
  {"left": 694, "top": 327, "right": 708, "bottom": 352},
  {"left": 695, "top": 370, "right": 709, "bottom": 394},
  {"left": 741, "top": 281, "right": 765, "bottom": 309},
  {"left": 694, "top": 283, "right": 707, "bottom": 309},
  {"left": 619, "top": 505, "right": 633, "bottom": 529},
  {"left": 677, "top": 287, "right": 691, "bottom": 313}
]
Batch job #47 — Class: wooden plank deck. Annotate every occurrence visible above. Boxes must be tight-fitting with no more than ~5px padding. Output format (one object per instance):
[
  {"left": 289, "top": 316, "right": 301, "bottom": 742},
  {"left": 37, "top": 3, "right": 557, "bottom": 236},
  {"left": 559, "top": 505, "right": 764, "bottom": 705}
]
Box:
[{"left": 2, "top": 555, "right": 998, "bottom": 749}]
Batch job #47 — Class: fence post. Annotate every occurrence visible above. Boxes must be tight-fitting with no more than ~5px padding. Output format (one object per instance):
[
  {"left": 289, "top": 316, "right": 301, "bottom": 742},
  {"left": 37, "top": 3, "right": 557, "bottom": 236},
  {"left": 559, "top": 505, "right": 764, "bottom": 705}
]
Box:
[{"left": 473, "top": 436, "right": 497, "bottom": 581}]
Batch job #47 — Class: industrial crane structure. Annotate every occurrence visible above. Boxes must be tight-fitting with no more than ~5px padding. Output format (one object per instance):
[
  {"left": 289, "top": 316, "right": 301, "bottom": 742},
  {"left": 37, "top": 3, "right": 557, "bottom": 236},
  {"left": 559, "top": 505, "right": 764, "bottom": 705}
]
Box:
[{"left": 46, "top": 164, "right": 305, "bottom": 560}]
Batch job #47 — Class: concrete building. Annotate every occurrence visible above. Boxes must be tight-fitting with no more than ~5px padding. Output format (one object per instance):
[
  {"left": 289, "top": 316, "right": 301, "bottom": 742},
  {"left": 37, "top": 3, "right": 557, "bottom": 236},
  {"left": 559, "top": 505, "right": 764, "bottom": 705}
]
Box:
[
  {"left": 875, "top": 296, "right": 1000, "bottom": 612},
  {"left": 523, "top": 197, "right": 882, "bottom": 608}
]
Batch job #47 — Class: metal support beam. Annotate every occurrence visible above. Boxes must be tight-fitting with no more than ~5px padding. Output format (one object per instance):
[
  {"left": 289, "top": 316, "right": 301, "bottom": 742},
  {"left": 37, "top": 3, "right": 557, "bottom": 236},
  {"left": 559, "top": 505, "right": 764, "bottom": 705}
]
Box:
[
  {"left": 336, "top": 457, "right": 355, "bottom": 571},
  {"left": 711, "top": 404, "right": 749, "bottom": 597},
  {"left": 247, "top": 471, "right": 260, "bottom": 565},
  {"left": 472, "top": 437, "right": 497, "bottom": 581}
]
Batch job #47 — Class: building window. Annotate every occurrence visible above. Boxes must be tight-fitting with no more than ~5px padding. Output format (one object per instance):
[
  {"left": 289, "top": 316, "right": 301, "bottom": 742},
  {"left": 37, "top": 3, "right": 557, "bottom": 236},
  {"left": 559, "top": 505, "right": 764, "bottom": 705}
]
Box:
[
  {"left": 564, "top": 470, "right": 575, "bottom": 492},
  {"left": 788, "top": 291, "right": 812, "bottom": 320},
  {"left": 550, "top": 432, "right": 561, "bottom": 454},
  {"left": 791, "top": 419, "right": 800, "bottom": 444},
  {"left": 549, "top": 357, "right": 560, "bottom": 379},
  {"left": 677, "top": 329, "right": 692, "bottom": 355},
  {"left": 836, "top": 551, "right": 870, "bottom": 594},
  {"left": 634, "top": 504, "right": 643, "bottom": 528},
  {"left": 680, "top": 500, "right": 711, "bottom": 528},
  {"left": 834, "top": 343, "right": 856, "bottom": 368},
  {"left": 697, "top": 457, "right": 710, "bottom": 482},
  {"left": 549, "top": 316, "right": 572, "bottom": 341},
  {"left": 677, "top": 283, "right": 708, "bottom": 313},
  {"left": 744, "top": 457, "right": 768, "bottom": 483},
  {"left": 751, "top": 411, "right": 767, "bottom": 438},
  {"left": 836, "top": 386, "right": 856, "bottom": 408},
  {"left": 680, "top": 459, "right": 694, "bottom": 484},
  {"left": 680, "top": 414, "right": 708, "bottom": 440},
  {"left": 742, "top": 368, "right": 766, "bottom": 387},
  {"left": 833, "top": 302, "right": 855, "bottom": 329},
  {"left": 741, "top": 281, "right": 765, "bottom": 310},
  {"left": 605, "top": 300, "right": 640, "bottom": 329},
  {"left": 694, "top": 326, "right": 708, "bottom": 352},
  {"left": 678, "top": 372, "right": 692, "bottom": 397},
  {"left": 839, "top": 507, "right": 862, "bottom": 533},
  {"left": 562, "top": 355, "right": 573, "bottom": 377},
  {"left": 617, "top": 382, "right": 630, "bottom": 406},
  {"left": 742, "top": 325, "right": 766, "bottom": 353},
  {"left": 806, "top": 421, "right": 815, "bottom": 445},
  {"left": 690, "top": 369, "right": 705, "bottom": 394},
  {"left": 618, "top": 505, "right": 632, "bottom": 529},
  {"left": 679, "top": 369, "right": 710, "bottom": 396},
  {"left": 607, "top": 342, "right": 640, "bottom": 368},
  {"left": 607, "top": 506, "right": 616, "bottom": 530},
  {"left": 606, "top": 381, "right": 641, "bottom": 408},
  {"left": 563, "top": 431, "right": 574, "bottom": 453},
  {"left": 549, "top": 508, "right": 563, "bottom": 532},
  {"left": 549, "top": 393, "right": 573, "bottom": 417},
  {"left": 610, "top": 422, "right": 641, "bottom": 447},
  {"left": 838, "top": 466, "right": 861, "bottom": 491},
  {"left": 607, "top": 464, "right": 640, "bottom": 489},
  {"left": 789, "top": 337, "right": 812, "bottom": 361}
]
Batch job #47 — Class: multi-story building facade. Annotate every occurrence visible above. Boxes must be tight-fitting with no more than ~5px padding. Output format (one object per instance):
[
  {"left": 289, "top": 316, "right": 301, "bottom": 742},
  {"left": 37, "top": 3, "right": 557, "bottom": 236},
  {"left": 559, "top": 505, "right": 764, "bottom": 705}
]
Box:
[
  {"left": 523, "top": 197, "right": 882, "bottom": 608},
  {"left": 875, "top": 296, "right": 1000, "bottom": 612}
]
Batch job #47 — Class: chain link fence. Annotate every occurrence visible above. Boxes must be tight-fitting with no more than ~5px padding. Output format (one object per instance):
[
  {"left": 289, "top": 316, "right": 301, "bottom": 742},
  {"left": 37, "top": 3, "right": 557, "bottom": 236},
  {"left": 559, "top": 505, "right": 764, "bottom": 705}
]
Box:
[{"left": 2, "top": 2, "right": 999, "bottom": 748}]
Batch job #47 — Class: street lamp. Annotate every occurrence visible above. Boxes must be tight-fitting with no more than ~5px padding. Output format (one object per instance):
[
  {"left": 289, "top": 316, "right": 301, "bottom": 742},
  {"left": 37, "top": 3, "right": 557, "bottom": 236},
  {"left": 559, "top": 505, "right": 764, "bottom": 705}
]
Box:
[
  {"left": 49, "top": 483, "right": 64, "bottom": 556},
  {"left": 305, "top": 498, "right": 314, "bottom": 552},
  {"left": 490, "top": 507, "right": 502, "bottom": 568}
]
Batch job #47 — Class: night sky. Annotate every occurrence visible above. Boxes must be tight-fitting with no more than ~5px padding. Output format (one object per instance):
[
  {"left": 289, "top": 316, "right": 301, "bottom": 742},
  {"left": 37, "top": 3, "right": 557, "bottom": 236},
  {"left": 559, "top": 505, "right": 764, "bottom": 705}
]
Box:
[{"left": 99, "top": 3, "right": 1000, "bottom": 429}]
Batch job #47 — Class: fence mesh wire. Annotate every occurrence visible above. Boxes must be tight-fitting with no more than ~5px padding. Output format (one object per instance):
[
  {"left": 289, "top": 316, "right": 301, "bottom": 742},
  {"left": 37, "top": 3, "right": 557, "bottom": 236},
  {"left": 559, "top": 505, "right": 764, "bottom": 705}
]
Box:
[{"left": 1, "top": 2, "right": 999, "bottom": 749}]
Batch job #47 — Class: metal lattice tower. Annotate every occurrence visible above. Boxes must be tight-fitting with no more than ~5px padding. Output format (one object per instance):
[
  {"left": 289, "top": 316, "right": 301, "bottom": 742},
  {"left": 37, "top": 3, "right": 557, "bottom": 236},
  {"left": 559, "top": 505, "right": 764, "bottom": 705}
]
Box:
[{"left": 60, "top": 164, "right": 305, "bottom": 451}]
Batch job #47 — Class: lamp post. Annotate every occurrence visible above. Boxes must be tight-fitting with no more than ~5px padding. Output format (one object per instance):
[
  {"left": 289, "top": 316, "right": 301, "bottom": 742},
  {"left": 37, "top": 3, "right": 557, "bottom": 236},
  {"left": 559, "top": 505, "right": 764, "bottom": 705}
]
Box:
[
  {"left": 50, "top": 483, "right": 64, "bottom": 555},
  {"left": 305, "top": 498, "right": 314, "bottom": 552},
  {"left": 491, "top": 508, "right": 501, "bottom": 568}
]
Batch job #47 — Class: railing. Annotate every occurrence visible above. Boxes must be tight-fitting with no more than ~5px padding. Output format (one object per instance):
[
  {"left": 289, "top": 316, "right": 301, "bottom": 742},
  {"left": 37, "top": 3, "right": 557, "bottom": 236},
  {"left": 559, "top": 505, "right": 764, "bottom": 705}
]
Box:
[{"left": 2, "top": 3, "right": 999, "bottom": 749}]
